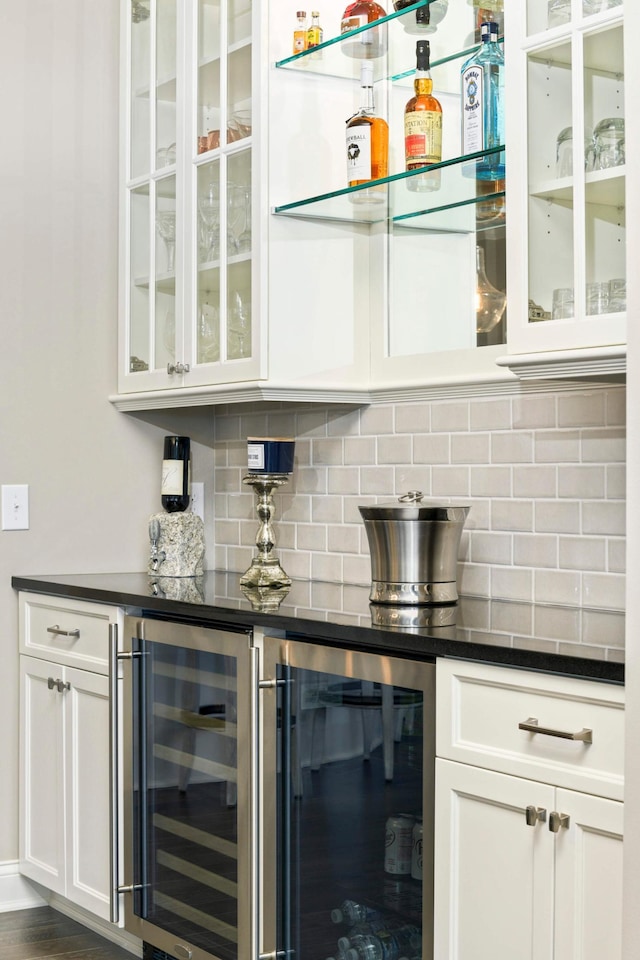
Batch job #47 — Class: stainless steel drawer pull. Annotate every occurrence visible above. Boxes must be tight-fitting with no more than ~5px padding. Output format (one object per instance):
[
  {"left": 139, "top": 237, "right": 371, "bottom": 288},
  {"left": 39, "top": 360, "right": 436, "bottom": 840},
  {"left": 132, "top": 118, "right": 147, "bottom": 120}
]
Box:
[
  {"left": 525, "top": 805, "right": 547, "bottom": 826},
  {"left": 518, "top": 717, "right": 593, "bottom": 743},
  {"left": 549, "top": 811, "right": 570, "bottom": 833},
  {"left": 47, "top": 624, "right": 81, "bottom": 639},
  {"left": 47, "top": 677, "right": 70, "bottom": 693}
]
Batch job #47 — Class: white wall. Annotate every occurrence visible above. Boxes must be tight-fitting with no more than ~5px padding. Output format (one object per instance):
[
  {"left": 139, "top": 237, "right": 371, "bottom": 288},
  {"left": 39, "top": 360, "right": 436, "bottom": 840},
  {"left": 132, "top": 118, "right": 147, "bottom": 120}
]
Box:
[{"left": 0, "top": 0, "right": 214, "bottom": 867}]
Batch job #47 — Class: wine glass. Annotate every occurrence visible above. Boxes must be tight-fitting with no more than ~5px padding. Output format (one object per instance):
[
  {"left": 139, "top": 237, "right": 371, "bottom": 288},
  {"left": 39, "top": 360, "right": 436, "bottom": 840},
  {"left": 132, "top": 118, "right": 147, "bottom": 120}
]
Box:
[
  {"left": 198, "top": 186, "right": 220, "bottom": 263},
  {"left": 156, "top": 211, "right": 176, "bottom": 273},
  {"left": 228, "top": 289, "right": 251, "bottom": 359},
  {"left": 198, "top": 300, "right": 220, "bottom": 363},
  {"left": 236, "top": 185, "right": 252, "bottom": 254},
  {"left": 227, "top": 183, "right": 245, "bottom": 255}
]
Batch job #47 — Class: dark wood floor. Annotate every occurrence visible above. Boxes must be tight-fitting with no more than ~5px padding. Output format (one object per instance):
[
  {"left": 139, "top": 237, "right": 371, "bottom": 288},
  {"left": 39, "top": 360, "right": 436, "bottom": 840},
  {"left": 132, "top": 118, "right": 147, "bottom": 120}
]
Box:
[{"left": 0, "top": 906, "right": 137, "bottom": 960}]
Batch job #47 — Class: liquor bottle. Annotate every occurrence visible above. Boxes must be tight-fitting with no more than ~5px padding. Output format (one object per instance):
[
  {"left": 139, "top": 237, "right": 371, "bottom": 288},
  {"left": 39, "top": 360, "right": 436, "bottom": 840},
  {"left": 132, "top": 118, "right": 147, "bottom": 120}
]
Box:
[
  {"left": 293, "top": 10, "right": 307, "bottom": 55},
  {"left": 395, "top": 0, "right": 447, "bottom": 35},
  {"left": 341, "top": 1, "right": 387, "bottom": 59},
  {"left": 345, "top": 59, "right": 389, "bottom": 200},
  {"left": 161, "top": 435, "right": 191, "bottom": 513},
  {"left": 404, "top": 40, "right": 442, "bottom": 192},
  {"left": 306, "top": 10, "right": 323, "bottom": 48},
  {"left": 461, "top": 20, "right": 505, "bottom": 180}
]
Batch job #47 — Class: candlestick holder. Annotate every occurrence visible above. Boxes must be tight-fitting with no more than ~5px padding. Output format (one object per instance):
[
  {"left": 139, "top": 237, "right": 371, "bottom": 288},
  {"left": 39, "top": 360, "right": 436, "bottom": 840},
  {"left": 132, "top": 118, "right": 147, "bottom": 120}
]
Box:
[{"left": 240, "top": 473, "right": 292, "bottom": 588}]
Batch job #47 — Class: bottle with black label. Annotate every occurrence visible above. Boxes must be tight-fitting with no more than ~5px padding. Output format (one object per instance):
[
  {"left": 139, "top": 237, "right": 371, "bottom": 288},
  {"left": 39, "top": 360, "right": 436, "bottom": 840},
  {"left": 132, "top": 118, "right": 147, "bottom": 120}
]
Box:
[{"left": 161, "top": 435, "right": 191, "bottom": 513}]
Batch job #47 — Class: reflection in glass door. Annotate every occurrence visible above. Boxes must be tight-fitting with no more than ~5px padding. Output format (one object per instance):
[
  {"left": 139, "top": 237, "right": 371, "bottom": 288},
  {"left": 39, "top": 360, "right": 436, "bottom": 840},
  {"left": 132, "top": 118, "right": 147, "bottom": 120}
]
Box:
[{"left": 262, "top": 641, "right": 436, "bottom": 960}]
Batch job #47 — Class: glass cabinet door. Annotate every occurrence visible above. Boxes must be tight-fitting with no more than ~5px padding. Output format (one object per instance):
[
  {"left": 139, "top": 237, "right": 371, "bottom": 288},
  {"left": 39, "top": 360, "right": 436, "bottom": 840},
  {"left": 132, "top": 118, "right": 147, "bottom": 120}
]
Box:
[
  {"left": 188, "top": 0, "right": 258, "bottom": 380},
  {"left": 262, "top": 639, "right": 436, "bottom": 960},
  {"left": 126, "top": 0, "right": 180, "bottom": 383},
  {"left": 507, "top": 0, "right": 625, "bottom": 357}
]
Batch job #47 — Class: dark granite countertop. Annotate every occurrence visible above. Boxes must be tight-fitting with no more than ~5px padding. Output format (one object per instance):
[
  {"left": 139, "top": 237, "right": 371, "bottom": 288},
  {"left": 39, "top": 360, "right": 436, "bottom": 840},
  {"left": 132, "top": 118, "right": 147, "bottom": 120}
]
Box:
[{"left": 11, "top": 571, "right": 624, "bottom": 683}]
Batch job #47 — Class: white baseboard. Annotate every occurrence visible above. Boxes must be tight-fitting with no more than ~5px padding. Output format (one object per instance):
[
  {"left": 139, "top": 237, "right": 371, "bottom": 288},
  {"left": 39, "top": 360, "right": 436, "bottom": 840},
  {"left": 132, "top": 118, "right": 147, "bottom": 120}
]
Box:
[
  {"left": 47, "top": 893, "right": 143, "bottom": 956},
  {"left": 0, "top": 861, "right": 47, "bottom": 912},
  {"left": 0, "top": 864, "right": 142, "bottom": 957}
]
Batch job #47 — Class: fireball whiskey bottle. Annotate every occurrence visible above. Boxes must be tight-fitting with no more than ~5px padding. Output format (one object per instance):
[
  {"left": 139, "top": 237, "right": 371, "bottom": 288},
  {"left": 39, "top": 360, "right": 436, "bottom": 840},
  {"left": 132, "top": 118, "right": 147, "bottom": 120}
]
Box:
[
  {"left": 404, "top": 40, "right": 442, "bottom": 192},
  {"left": 345, "top": 59, "right": 389, "bottom": 202}
]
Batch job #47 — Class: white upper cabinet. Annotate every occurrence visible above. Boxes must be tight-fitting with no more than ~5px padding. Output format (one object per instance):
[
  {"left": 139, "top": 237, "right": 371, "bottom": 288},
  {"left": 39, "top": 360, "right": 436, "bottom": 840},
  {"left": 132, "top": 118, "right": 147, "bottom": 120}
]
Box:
[{"left": 500, "top": 0, "right": 627, "bottom": 379}]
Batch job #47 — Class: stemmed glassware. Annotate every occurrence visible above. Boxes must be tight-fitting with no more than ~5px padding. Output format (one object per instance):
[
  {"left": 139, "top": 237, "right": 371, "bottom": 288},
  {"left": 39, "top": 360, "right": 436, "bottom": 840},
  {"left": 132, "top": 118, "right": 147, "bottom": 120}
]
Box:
[
  {"left": 236, "top": 185, "right": 252, "bottom": 253},
  {"left": 156, "top": 211, "right": 176, "bottom": 273},
  {"left": 198, "top": 187, "right": 220, "bottom": 263},
  {"left": 228, "top": 289, "right": 251, "bottom": 359},
  {"left": 227, "top": 183, "right": 246, "bottom": 255}
]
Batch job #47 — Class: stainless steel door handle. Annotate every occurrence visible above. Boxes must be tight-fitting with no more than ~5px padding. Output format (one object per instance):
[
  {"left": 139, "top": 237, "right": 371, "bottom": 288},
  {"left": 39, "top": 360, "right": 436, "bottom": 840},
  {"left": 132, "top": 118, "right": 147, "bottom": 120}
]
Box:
[
  {"left": 47, "top": 677, "right": 69, "bottom": 692},
  {"left": 109, "top": 623, "right": 120, "bottom": 924},
  {"left": 525, "top": 805, "right": 547, "bottom": 826},
  {"left": 549, "top": 811, "right": 570, "bottom": 833},
  {"left": 47, "top": 624, "right": 80, "bottom": 638},
  {"left": 518, "top": 717, "right": 593, "bottom": 743}
]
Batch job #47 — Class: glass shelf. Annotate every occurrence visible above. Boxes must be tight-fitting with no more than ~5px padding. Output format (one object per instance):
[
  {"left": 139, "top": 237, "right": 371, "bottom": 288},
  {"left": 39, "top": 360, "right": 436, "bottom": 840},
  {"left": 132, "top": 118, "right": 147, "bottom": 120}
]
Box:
[
  {"left": 275, "top": 0, "right": 487, "bottom": 83},
  {"left": 273, "top": 147, "right": 506, "bottom": 230}
]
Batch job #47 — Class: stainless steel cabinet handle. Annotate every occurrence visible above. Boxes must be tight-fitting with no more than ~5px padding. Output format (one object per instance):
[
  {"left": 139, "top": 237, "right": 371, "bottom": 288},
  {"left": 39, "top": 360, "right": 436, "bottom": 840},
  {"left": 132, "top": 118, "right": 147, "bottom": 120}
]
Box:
[
  {"left": 518, "top": 717, "right": 593, "bottom": 743},
  {"left": 525, "top": 805, "right": 547, "bottom": 826},
  {"left": 549, "top": 811, "right": 570, "bottom": 833},
  {"left": 47, "top": 624, "right": 80, "bottom": 639},
  {"left": 47, "top": 677, "right": 69, "bottom": 692}
]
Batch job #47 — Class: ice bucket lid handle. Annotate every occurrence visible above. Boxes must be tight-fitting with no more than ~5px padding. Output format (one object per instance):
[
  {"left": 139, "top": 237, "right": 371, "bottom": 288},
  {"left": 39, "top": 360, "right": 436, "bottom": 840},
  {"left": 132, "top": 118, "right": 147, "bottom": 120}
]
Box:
[{"left": 398, "top": 490, "right": 424, "bottom": 503}]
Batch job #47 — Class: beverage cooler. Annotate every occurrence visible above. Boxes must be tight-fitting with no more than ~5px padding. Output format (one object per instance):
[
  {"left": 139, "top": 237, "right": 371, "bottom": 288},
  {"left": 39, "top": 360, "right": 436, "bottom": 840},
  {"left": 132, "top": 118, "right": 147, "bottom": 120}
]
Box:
[{"left": 117, "top": 616, "right": 436, "bottom": 960}]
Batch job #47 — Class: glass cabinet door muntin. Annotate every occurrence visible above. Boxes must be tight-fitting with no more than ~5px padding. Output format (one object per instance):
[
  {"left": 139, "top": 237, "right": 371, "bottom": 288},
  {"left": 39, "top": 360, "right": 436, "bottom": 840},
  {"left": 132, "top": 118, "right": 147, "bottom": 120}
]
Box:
[
  {"left": 121, "top": 616, "right": 254, "bottom": 960},
  {"left": 261, "top": 638, "right": 436, "bottom": 960}
]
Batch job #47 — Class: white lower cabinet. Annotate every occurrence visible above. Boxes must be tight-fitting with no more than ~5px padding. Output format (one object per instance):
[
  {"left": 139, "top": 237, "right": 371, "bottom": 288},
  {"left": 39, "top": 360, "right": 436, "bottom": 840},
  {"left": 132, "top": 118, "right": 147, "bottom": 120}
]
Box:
[
  {"left": 20, "top": 656, "right": 111, "bottom": 919},
  {"left": 434, "top": 659, "right": 624, "bottom": 960},
  {"left": 18, "top": 593, "right": 122, "bottom": 923}
]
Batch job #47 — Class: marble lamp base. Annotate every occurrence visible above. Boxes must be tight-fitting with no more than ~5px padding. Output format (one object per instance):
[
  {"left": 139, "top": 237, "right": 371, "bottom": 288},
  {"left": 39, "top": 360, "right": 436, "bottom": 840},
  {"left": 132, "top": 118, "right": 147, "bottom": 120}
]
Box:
[{"left": 148, "top": 511, "right": 205, "bottom": 578}]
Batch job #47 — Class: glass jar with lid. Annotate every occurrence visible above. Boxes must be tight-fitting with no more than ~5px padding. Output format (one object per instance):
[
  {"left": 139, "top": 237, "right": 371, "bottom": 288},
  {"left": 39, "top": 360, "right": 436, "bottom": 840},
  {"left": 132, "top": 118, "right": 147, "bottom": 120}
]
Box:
[{"left": 593, "top": 117, "right": 625, "bottom": 170}]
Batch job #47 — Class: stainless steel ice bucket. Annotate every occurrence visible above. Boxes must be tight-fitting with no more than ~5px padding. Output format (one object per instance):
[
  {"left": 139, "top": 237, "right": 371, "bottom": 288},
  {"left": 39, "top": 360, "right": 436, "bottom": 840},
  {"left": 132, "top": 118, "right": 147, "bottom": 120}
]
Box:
[{"left": 359, "top": 491, "right": 470, "bottom": 605}]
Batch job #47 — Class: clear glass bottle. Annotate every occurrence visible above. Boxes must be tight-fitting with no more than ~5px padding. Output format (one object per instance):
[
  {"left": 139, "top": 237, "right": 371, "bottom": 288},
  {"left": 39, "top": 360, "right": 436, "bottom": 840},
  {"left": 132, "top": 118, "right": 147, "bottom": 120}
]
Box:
[
  {"left": 346, "top": 59, "right": 389, "bottom": 200},
  {"left": 341, "top": 1, "right": 388, "bottom": 58},
  {"left": 306, "top": 10, "right": 323, "bottom": 48},
  {"left": 293, "top": 10, "right": 307, "bottom": 55},
  {"left": 404, "top": 40, "right": 442, "bottom": 192},
  {"left": 461, "top": 20, "right": 505, "bottom": 180}
]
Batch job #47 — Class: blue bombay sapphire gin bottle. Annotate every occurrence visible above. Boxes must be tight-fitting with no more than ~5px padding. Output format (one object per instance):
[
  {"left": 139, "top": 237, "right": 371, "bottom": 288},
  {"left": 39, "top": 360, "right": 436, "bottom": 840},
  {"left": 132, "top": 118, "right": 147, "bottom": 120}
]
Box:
[{"left": 461, "top": 20, "right": 505, "bottom": 180}]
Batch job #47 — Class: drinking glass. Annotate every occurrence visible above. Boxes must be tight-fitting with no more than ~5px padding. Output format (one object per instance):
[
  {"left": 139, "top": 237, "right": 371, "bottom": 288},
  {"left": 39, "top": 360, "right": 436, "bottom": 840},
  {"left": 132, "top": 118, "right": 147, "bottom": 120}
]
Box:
[
  {"left": 586, "top": 281, "right": 610, "bottom": 316},
  {"left": 156, "top": 211, "right": 176, "bottom": 272},
  {"left": 556, "top": 127, "right": 573, "bottom": 177},
  {"left": 236, "top": 185, "right": 252, "bottom": 253},
  {"left": 609, "top": 278, "right": 626, "bottom": 313},
  {"left": 198, "top": 301, "right": 220, "bottom": 363},
  {"left": 552, "top": 287, "right": 574, "bottom": 320},
  {"left": 198, "top": 188, "right": 220, "bottom": 262},
  {"left": 228, "top": 290, "right": 251, "bottom": 359},
  {"left": 548, "top": 0, "right": 571, "bottom": 27},
  {"left": 227, "top": 183, "right": 245, "bottom": 255},
  {"left": 593, "top": 117, "right": 625, "bottom": 170}
]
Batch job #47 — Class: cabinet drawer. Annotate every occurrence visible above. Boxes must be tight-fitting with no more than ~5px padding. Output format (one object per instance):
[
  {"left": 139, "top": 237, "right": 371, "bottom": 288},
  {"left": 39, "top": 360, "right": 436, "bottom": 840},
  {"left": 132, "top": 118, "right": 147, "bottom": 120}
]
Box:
[
  {"left": 19, "top": 593, "right": 121, "bottom": 674},
  {"left": 436, "top": 659, "right": 624, "bottom": 801}
]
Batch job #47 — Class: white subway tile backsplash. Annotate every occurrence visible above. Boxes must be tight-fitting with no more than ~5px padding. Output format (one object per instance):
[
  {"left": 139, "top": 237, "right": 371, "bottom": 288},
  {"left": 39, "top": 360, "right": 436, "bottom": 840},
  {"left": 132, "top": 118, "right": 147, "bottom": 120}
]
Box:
[
  {"left": 558, "top": 391, "right": 606, "bottom": 427},
  {"left": 470, "top": 465, "right": 511, "bottom": 498},
  {"left": 492, "top": 500, "right": 534, "bottom": 532},
  {"left": 451, "top": 433, "right": 491, "bottom": 464},
  {"left": 559, "top": 536, "right": 606, "bottom": 571},
  {"left": 535, "top": 430, "right": 580, "bottom": 463},
  {"left": 492, "top": 431, "right": 534, "bottom": 463},
  {"left": 513, "top": 465, "right": 557, "bottom": 498},
  {"left": 512, "top": 394, "right": 556, "bottom": 429},
  {"left": 377, "top": 435, "right": 412, "bottom": 464},
  {"left": 211, "top": 384, "right": 625, "bottom": 616}
]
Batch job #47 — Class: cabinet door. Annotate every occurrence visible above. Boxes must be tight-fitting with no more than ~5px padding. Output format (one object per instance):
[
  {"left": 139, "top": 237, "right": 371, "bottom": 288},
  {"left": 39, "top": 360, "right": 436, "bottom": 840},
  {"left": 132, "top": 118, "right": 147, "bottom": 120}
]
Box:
[
  {"left": 554, "top": 789, "right": 623, "bottom": 960},
  {"left": 19, "top": 656, "right": 65, "bottom": 893},
  {"left": 504, "top": 0, "right": 626, "bottom": 366},
  {"left": 434, "top": 758, "right": 555, "bottom": 960},
  {"left": 65, "top": 666, "right": 112, "bottom": 919}
]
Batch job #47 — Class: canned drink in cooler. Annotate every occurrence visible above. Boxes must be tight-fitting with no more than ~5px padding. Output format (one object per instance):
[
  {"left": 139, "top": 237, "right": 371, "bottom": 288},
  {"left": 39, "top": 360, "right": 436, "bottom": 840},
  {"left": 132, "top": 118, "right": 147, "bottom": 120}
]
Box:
[
  {"left": 411, "top": 819, "right": 423, "bottom": 881},
  {"left": 385, "top": 814, "right": 414, "bottom": 875}
]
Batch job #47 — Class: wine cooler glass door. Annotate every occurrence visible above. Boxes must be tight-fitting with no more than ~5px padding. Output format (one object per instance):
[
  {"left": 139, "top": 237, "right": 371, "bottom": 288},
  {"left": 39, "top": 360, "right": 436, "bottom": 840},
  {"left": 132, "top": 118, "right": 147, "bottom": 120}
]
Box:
[
  {"left": 123, "top": 617, "right": 252, "bottom": 960},
  {"left": 261, "top": 640, "right": 436, "bottom": 960}
]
